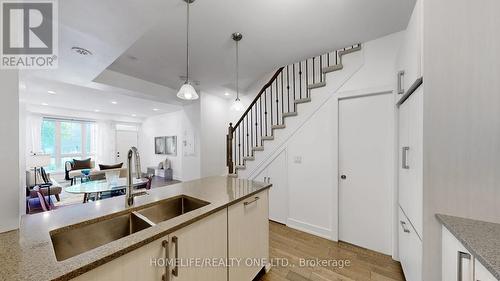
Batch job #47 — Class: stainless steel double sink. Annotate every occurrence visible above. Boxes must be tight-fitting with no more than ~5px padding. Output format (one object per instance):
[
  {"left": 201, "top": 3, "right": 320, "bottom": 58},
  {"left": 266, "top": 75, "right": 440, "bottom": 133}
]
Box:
[{"left": 50, "top": 195, "right": 209, "bottom": 261}]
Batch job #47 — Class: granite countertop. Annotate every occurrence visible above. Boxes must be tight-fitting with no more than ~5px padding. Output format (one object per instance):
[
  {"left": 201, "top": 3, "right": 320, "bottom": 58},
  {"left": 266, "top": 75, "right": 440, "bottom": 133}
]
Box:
[
  {"left": 436, "top": 214, "right": 500, "bottom": 280},
  {"left": 0, "top": 176, "right": 271, "bottom": 281}
]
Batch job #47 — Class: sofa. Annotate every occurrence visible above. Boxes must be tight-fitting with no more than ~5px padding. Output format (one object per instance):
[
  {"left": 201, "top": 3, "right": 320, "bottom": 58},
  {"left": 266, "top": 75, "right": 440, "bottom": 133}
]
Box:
[
  {"left": 26, "top": 170, "right": 62, "bottom": 202},
  {"left": 65, "top": 159, "right": 96, "bottom": 184}
]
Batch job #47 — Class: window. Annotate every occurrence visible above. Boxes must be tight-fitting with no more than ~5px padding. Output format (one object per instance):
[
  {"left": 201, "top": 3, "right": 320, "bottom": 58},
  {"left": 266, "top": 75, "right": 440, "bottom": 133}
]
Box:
[{"left": 41, "top": 118, "right": 96, "bottom": 172}]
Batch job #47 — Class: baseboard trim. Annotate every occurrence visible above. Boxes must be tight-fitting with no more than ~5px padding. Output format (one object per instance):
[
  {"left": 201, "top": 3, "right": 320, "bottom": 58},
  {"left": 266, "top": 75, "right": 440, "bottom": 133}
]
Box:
[{"left": 286, "top": 218, "right": 334, "bottom": 240}]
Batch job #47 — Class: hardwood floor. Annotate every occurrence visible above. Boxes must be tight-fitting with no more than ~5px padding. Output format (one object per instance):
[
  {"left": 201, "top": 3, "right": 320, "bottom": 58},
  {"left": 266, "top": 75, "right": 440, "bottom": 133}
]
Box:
[{"left": 259, "top": 222, "right": 406, "bottom": 281}]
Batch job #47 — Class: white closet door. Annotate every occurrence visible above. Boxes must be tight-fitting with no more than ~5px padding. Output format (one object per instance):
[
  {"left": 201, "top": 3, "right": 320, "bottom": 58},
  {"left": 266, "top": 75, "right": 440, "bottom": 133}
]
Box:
[
  {"left": 339, "top": 93, "right": 394, "bottom": 255},
  {"left": 267, "top": 150, "right": 288, "bottom": 224}
]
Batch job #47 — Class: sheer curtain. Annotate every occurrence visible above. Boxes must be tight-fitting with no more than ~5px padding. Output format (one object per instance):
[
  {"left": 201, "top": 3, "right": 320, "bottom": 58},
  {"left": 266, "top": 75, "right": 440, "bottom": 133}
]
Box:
[
  {"left": 26, "top": 114, "right": 42, "bottom": 154},
  {"left": 94, "top": 121, "right": 116, "bottom": 165}
]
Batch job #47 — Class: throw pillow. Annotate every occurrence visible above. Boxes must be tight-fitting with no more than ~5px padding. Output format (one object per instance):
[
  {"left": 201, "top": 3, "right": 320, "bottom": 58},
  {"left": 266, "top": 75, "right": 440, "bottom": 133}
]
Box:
[
  {"left": 73, "top": 158, "right": 92, "bottom": 170},
  {"left": 99, "top": 163, "right": 123, "bottom": 170}
]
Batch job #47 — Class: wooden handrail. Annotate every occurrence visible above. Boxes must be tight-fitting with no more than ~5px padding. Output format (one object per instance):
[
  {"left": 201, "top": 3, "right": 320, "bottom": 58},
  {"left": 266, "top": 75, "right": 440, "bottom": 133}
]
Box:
[{"left": 232, "top": 67, "right": 285, "bottom": 131}]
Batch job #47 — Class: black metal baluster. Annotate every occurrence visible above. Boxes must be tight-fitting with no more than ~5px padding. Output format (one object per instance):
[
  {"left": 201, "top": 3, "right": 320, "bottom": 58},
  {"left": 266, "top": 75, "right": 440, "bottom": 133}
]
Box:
[
  {"left": 327, "top": 52, "right": 330, "bottom": 66},
  {"left": 281, "top": 71, "right": 284, "bottom": 116},
  {"left": 270, "top": 86, "right": 273, "bottom": 126},
  {"left": 305, "top": 59, "right": 309, "bottom": 97},
  {"left": 312, "top": 57, "right": 316, "bottom": 84},
  {"left": 320, "top": 55, "right": 323, "bottom": 82},
  {"left": 246, "top": 116, "right": 249, "bottom": 156},
  {"left": 335, "top": 50, "right": 338, "bottom": 65},
  {"left": 264, "top": 89, "right": 268, "bottom": 136},
  {"left": 250, "top": 107, "right": 253, "bottom": 149},
  {"left": 238, "top": 126, "right": 241, "bottom": 165},
  {"left": 275, "top": 79, "right": 279, "bottom": 125},
  {"left": 255, "top": 106, "right": 258, "bottom": 148},
  {"left": 286, "top": 65, "right": 290, "bottom": 113},
  {"left": 260, "top": 97, "right": 263, "bottom": 145},
  {"left": 293, "top": 63, "right": 296, "bottom": 111},
  {"left": 299, "top": 62, "right": 302, "bottom": 99}
]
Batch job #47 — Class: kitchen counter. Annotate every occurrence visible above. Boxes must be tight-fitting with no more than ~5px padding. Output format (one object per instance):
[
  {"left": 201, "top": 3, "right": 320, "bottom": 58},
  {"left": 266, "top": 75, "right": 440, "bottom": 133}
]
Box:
[
  {"left": 437, "top": 214, "right": 500, "bottom": 280},
  {"left": 0, "top": 176, "right": 271, "bottom": 281}
]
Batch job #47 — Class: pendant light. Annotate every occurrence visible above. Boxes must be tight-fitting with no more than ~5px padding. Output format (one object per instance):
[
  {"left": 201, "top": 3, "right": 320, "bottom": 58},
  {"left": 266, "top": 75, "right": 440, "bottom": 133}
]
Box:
[
  {"left": 177, "top": 0, "right": 199, "bottom": 100},
  {"left": 231, "top": 32, "right": 244, "bottom": 111}
]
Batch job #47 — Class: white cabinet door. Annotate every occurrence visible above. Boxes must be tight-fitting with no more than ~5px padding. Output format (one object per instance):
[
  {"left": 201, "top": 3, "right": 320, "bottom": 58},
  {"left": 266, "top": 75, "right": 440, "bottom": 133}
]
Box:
[
  {"left": 71, "top": 236, "right": 166, "bottom": 281},
  {"left": 398, "top": 207, "right": 422, "bottom": 281},
  {"left": 396, "top": 0, "right": 422, "bottom": 96},
  {"left": 166, "top": 209, "right": 227, "bottom": 281},
  {"left": 442, "top": 226, "right": 474, "bottom": 281},
  {"left": 229, "top": 190, "right": 269, "bottom": 281},
  {"left": 475, "top": 259, "right": 498, "bottom": 281},
  {"left": 266, "top": 150, "right": 287, "bottom": 224},
  {"left": 251, "top": 150, "right": 288, "bottom": 224},
  {"left": 399, "top": 87, "right": 423, "bottom": 237}
]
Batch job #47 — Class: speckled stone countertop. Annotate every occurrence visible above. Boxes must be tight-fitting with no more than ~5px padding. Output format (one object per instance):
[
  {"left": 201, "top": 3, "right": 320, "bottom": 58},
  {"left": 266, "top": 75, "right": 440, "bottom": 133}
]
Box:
[
  {"left": 0, "top": 176, "right": 271, "bottom": 281},
  {"left": 436, "top": 214, "right": 500, "bottom": 280}
]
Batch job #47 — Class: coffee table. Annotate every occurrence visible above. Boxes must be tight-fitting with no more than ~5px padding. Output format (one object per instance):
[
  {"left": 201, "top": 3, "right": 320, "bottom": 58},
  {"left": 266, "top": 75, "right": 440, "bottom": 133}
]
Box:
[{"left": 65, "top": 178, "right": 148, "bottom": 203}]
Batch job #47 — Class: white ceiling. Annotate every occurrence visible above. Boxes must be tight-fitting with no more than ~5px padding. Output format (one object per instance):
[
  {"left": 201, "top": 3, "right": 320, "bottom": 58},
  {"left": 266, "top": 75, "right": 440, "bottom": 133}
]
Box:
[
  {"left": 107, "top": 0, "right": 416, "bottom": 94},
  {"left": 22, "top": 0, "right": 415, "bottom": 116}
]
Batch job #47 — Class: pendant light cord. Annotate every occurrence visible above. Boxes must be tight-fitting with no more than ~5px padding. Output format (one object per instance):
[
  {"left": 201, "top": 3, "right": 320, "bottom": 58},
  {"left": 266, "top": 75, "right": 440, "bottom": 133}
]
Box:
[
  {"left": 236, "top": 40, "right": 239, "bottom": 100},
  {"left": 186, "top": 1, "right": 190, "bottom": 83}
]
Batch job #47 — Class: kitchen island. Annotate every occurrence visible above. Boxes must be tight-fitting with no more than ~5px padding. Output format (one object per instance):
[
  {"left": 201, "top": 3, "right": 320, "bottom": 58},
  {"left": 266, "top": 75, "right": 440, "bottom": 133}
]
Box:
[{"left": 0, "top": 176, "right": 271, "bottom": 281}]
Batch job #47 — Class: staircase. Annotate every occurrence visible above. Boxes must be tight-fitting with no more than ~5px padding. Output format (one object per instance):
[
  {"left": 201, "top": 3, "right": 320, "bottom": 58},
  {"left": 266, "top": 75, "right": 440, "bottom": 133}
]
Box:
[{"left": 226, "top": 44, "right": 362, "bottom": 177}]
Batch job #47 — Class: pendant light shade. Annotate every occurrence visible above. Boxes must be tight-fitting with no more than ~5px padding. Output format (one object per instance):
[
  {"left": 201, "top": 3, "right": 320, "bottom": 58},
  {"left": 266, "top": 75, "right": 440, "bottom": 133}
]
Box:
[
  {"left": 177, "top": 82, "right": 199, "bottom": 100},
  {"left": 231, "top": 98, "right": 244, "bottom": 111},
  {"left": 177, "top": 0, "right": 199, "bottom": 100},
  {"left": 231, "top": 32, "right": 243, "bottom": 111}
]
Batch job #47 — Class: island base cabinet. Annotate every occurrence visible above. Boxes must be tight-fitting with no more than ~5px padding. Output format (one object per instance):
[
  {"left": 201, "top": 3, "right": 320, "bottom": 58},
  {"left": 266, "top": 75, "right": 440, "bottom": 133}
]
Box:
[
  {"left": 442, "top": 226, "right": 473, "bottom": 281},
  {"left": 166, "top": 209, "right": 228, "bottom": 281},
  {"left": 71, "top": 236, "right": 166, "bottom": 281},
  {"left": 228, "top": 190, "right": 269, "bottom": 281}
]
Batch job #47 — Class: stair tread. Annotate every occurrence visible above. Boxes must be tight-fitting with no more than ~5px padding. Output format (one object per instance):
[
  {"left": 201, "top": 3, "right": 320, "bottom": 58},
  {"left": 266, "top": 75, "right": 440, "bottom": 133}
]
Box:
[
  {"left": 252, "top": 146, "right": 264, "bottom": 151},
  {"left": 272, "top": 124, "right": 286, "bottom": 129},
  {"left": 228, "top": 173, "right": 238, "bottom": 178},
  {"left": 283, "top": 111, "right": 298, "bottom": 116},
  {"left": 235, "top": 165, "right": 246, "bottom": 170},
  {"left": 339, "top": 45, "right": 362, "bottom": 56},
  {"left": 261, "top": 136, "right": 274, "bottom": 141},
  {"left": 307, "top": 81, "right": 326, "bottom": 89},
  {"left": 243, "top": 156, "right": 255, "bottom": 161},
  {"left": 294, "top": 97, "right": 312, "bottom": 104},
  {"left": 322, "top": 64, "right": 343, "bottom": 73}
]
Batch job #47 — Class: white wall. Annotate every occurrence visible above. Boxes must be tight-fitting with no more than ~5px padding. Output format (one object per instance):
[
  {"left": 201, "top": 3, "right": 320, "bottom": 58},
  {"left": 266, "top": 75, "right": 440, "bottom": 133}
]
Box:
[
  {"left": 422, "top": 0, "right": 500, "bottom": 280},
  {"left": 139, "top": 102, "right": 202, "bottom": 181},
  {"left": 241, "top": 32, "right": 402, "bottom": 244},
  {"left": 0, "top": 70, "right": 20, "bottom": 233}
]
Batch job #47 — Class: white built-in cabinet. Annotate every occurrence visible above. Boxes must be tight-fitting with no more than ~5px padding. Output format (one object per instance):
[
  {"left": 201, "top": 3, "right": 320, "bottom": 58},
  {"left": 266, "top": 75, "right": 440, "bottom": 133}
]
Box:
[
  {"left": 252, "top": 150, "right": 287, "bottom": 224},
  {"left": 442, "top": 226, "right": 499, "bottom": 281},
  {"left": 228, "top": 190, "right": 269, "bottom": 280},
  {"left": 71, "top": 191, "right": 269, "bottom": 281},
  {"left": 397, "top": 82, "right": 423, "bottom": 281},
  {"left": 396, "top": 0, "right": 423, "bottom": 99}
]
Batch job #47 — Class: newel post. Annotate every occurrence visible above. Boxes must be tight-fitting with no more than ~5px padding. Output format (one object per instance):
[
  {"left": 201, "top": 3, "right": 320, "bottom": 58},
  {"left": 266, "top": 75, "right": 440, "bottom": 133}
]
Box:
[{"left": 227, "top": 123, "right": 234, "bottom": 174}]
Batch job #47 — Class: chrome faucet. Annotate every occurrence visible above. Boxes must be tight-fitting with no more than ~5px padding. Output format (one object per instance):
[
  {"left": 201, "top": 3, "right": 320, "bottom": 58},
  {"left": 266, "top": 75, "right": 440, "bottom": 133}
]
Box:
[{"left": 126, "top": 146, "right": 145, "bottom": 207}]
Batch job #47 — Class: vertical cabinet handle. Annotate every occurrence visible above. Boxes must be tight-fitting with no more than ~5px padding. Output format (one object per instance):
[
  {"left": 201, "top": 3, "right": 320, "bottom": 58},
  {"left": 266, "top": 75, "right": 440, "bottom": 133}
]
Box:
[
  {"left": 402, "top": 147, "right": 410, "bottom": 169},
  {"left": 162, "top": 240, "right": 170, "bottom": 281},
  {"left": 172, "top": 236, "right": 179, "bottom": 277},
  {"left": 397, "top": 70, "right": 405, "bottom": 95},
  {"left": 457, "top": 251, "right": 471, "bottom": 281}
]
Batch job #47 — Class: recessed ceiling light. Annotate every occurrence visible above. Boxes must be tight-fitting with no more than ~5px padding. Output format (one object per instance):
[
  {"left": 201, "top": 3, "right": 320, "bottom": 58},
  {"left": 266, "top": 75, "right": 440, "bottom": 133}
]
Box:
[
  {"left": 111, "top": 101, "right": 117, "bottom": 104},
  {"left": 224, "top": 92, "right": 230, "bottom": 96},
  {"left": 47, "top": 90, "right": 56, "bottom": 94},
  {"left": 131, "top": 114, "right": 137, "bottom": 117},
  {"left": 41, "top": 102, "right": 49, "bottom": 106},
  {"left": 94, "top": 109, "right": 100, "bottom": 112},
  {"left": 153, "top": 108, "right": 159, "bottom": 111}
]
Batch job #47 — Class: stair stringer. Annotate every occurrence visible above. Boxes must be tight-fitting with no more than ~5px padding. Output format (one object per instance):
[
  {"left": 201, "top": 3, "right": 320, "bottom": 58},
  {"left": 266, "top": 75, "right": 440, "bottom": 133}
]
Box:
[{"left": 237, "top": 48, "right": 365, "bottom": 179}]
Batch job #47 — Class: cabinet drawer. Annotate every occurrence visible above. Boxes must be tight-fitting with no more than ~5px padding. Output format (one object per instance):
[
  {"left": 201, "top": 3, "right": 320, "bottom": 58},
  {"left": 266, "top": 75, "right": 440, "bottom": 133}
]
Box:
[
  {"left": 398, "top": 207, "right": 422, "bottom": 281},
  {"left": 228, "top": 190, "right": 269, "bottom": 280}
]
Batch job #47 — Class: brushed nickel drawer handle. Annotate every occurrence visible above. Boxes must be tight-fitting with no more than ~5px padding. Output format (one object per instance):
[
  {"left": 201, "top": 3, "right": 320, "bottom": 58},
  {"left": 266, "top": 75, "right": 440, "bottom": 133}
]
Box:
[
  {"left": 172, "top": 236, "right": 179, "bottom": 277},
  {"left": 402, "top": 146, "right": 410, "bottom": 169},
  {"left": 244, "top": 196, "right": 260, "bottom": 206},
  {"left": 457, "top": 251, "right": 471, "bottom": 281},
  {"left": 162, "top": 240, "right": 170, "bottom": 281}
]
